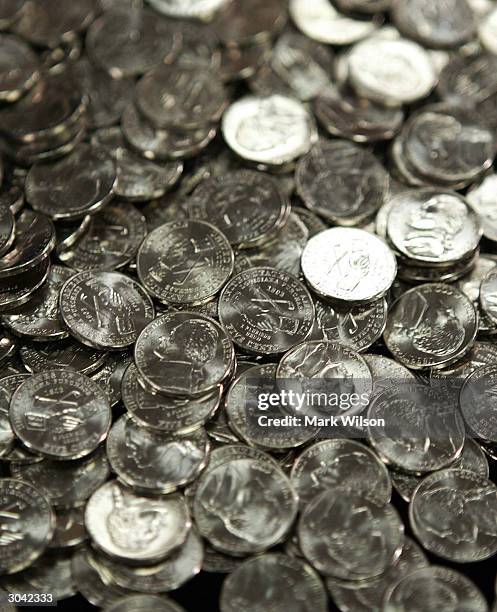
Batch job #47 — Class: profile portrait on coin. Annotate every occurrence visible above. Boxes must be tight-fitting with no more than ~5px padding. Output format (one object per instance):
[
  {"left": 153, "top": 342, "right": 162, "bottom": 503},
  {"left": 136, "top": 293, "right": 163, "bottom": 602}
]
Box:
[
  {"left": 152, "top": 318, "right": 219, "bottom": 391},
  {"left": 106, "top": 483, "right": 174, "bottom": 552}
]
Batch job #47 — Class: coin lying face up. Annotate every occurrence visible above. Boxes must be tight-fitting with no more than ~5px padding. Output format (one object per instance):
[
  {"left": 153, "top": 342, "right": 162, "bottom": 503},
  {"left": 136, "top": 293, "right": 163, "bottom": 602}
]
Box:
[{"left": 301, "top": 227, "right": 397, "bottom": 302}]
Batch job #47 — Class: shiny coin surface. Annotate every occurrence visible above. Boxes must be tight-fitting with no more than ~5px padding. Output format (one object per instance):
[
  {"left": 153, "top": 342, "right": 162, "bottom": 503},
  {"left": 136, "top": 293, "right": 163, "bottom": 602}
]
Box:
[
  {"left": 302, "top": 228, "right": 397, "bottom": 303},
  {"left": 137, "top": 219, "right": 233, "bottom": 306},
  {"left": 212, "top": 0, "right": 287, "bottom": 46},
  {"left": 106, "top": 415, "right": 209, "bottom": 494},
  {"left": 0, "top": 209, "right": 54, "bottom": 279},
  {"left": 392, "top": 0, "right": 476, "bottom": 49},
  {"left": 48, "top": 505, "right": 86, "bottom": 549},
  {"left": 382, "top": 566, "right": 487, "bottom": 612},
  {"left": 326, "top": 537, "right": 427, "bottom": 612},
  {"left": 289, "top": 0, "right": 379, "bottom": 46},
  {"left": 403, "top": 105, "right": 495, "bottom": 185},
  {"left": 299, "top": 489, "right": 404, "bottom": 580},
  {"left": 367, "top": 382, "right": 465, "bottom": 473},
  {"left": 460, "top": 364, "right": 497, "bottom": 441},
  {"left": 147, "top": 0, "right": 228, "bottom": 19},
  {"left": 194, "top": 457, "right": 297, "bottom": 554},
  {"left": 0, "top": 479, "right": 54, "bottom": 575},
  {"left": 21, "top": 550, "right": 76, "bottom": 600},
  {"left": 2, "top": 265, "right": 72, "bottom": 340},
  {"left": 10, "top": 446, "right": 110, "bottom": 506},
  {"left": 0, "top": 34, "right": 39, "bottom": 102},
  {"left": 188, "top": 170, "right": 290, "bottom": 248},
  {"left": 314, "top": 297, "right": 387, "bottom": 352},
  {"left": 467, "top": 174, "right": 497, "bottom": 243},
  {"left": 94, "top": 528, "right": 203, "bottom": 594},
  {"left": 314, "top": 86, "right": 404, "bottom": 143},
  {"left": 60, "top": 271, "right": 154, "bottom": 350},
  {"left": 121, "top": 362, "right": 221, "bottom": 433},
  {"left": 480, "top": 267, "right": 497, "bottom": 326},
  {"left": 0, "top": 257, "right": 50, "bottom": 310},
  {"left": 0, "top": 202, "right": 14, "bottom": 258},
  {"left": 86, "top": 7, "right": 178, "bottom": 78},
  {"left": 85, "top": 480, "right": 191, "bottom": 564},
  {"left": 219, "top": 267, "right": 314, "bottom": 354},
  {"left": 220, "top": 553, "right": 327, "bottom": 612},
  {"left": 348, "top": 37, "right": 437, "bottom": 106},
  {"left": 58, "top": 202, "right": 147, "bottom": 272},
  {"left": 135, "top": 312, "right": 234, "bottom": 396},
  {"left": 103, "top": 595, "right": 186, "bottom": 612},
  {"left": 291, "top": 439, "right": 392, "bottom": 508},
  {"left": 296, "top": 140, "right": 389, "bottom": 226},
  {"left": 136, "top": 64, "right": 226, "bottom": 130},
  {"left": 222, "top": 94, "right": 317, "bottom": 167},
  {"left": 25, "top": 144, "right": 116, "bottom": 221},
  {"left": 411, "top": 469, "right": 497, "bottom": 562},
  {"left": 10, "top": 369, "right": 111, "bottom": 460},
  {"left": 383, "top": 283, "right": 478, "bottom": 369},
  {"left": 386, "top": 190, "right": 482, "bottom": 265},
  {"left": 20, "top": 339, "right": 107, "bottom": 374}
]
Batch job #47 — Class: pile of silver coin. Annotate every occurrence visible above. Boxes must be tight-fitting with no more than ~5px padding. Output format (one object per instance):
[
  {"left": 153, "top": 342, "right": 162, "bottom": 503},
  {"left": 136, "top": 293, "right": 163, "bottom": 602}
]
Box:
[{"left": 2, "top": 0, "right": 497, "bottom": 611}]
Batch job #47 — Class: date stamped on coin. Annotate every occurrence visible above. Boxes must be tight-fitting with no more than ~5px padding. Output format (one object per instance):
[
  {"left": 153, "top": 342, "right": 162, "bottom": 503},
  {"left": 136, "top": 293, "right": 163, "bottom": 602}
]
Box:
[{"left": 1, "top": 592, "right": 57, "bottom": 607}]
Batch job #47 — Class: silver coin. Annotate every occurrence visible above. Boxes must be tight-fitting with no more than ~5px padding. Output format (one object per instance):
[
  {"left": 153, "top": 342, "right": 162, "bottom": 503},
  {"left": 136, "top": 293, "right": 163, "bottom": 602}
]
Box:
[
  {"left": 410, "top": 469, "right": 497, "bottom": 562},
  {"left": 135, "top": 312, "right": 234, "bottom": 396},
  {"left": 392, "top": 0, "right": 476, "bottom": 49},
  {"left": 70, "top": 58, "right": 135, "bottom": 130},
  {"left": 291, "top": 439, "right": 392, "bottom": 508},
  {"left": 289, "top": 0, "right": 380, "bottom": 45},
  {"left": 220, "top": 553, "right": 327, "bottom": 612},
  {"left": 433, "top": 340, "right": 497, "bottom": 380},
  {"left": 25, "top": 143, "right": 116, "bottom": 221},
  {"left": 0, "top": 0, "right": 25, "bottom": 29},
  {"left": 363, "top": 354, "right": 417, "bottom": 398},
  {"left": 136, "top": 64, "right": 226, "bottom": 130},
  {"left": 89, "top": 350, "right": 131, "bottom": 407},
  {"left": 12, "top": 0, "right": 97, "bottom": 47},
  {"left": 314, "top": 297, "right": 387, "bottom": 352},
  {"left": 226, "top": 363, "right": 317, "bottom": 450},
  {"left": 194, "top": 457, "right": 297, "bottom": 554},
  {"left": 326, "top": 538, "right": 428, "bottom": 612},
  {"left": 10, "top": 446, "right": 110, "bottom": 506},
  {"left": 460, "top": 364, "right": 497, "bottom": 441},
  {"left": 2, "top": 265, "right": 72, "bottom": 340},
  {"left": 250, "top": 31, "right": 334, "bottom": 102},
  {"left": 313, "top": 86, "right": 404, "bottom": 144},
  {"left": 0, "top": 257, "right": 50, "bottom": 310},
  {"left": 58, "top": 202, "right": 147, "bottom": 272},
  {"left": 10, "top": 369, "right": 111, "bottom": 460},
  {"left": 49, "top": 505, "right": 86, "bottom": 549},
  {"left": 212, "top": 0, "right": 287, "bottom": 46},
  {"left": 347, "top": 37, "right": 437, "bottom": 106},
  {"left": 467, "top": 174, "right": 497, "bottom": 243},
  {"left": 296, "top": 140, "right": 389, "bottom": 226},
  {"left": 0, "top": 183, "right": 24, "bottom": 216},
  {"left": 21, "top": 550, "right": 76, "bottom": 600},
  {"left": 382, "top": 565, "right": 487, "bottom": 612},
  {"left": 335, "top": 0, "right": 391, "bottom": 12},
  {"left": 85, "top": 480, "right": 191, "bottom": 564},
  {"left": 137, "top": 220, "right": 233, "bottom": 306},
  {"left": 103, "top": 595, "right": 186, "bottom": 612},
  {"left": 20, "top": 339, "right": 107, "bottom": 374},
  {"left": 91, "top": 127, "right": 183, "bottom": 202},
  {"left": 241, "top": 212, "right": 308, "bottom": 277},
  {"left": 383, "top": 283, "right": 478, "bottom": 369},
  {"left": 479, "top": 7, "right": 497, "bottom": 54},
  {"left": 220, "top": 39, "right": 271, "bottom": 82},
  {"left": 222, "top": 94, "right": 317, "bottom": 167},
  {"left": 59, "top": 271, "right": 154, "bottom": 350},
  {"left": 386, "top": 189, "right": 481, "bottom": 265},
  {"left": 457, "top": 254, "right": 496, "bottom": 306},
  {"left": 0, "top": 479, "right": 54, "bottom": 575},
  {"left": 188, "top": 170, "right": 290, "bottom": 248},
  {"left": 0, "top": 373, "right": 29, "bottom": 458},
  {"left": 367, "top": 382, "right": 465, "bottom": 473},
  {"left": 141, "top": 192, "right": 188, "bottom": 231},
  {"left": 294, "top": 207, "right": 327, "bottom": 238},
  {"left": 71, "top": 547, "right": 134, "bottom": 608},
  {"left": 0, "top": 210, "right": 54, "bottom": 278},
  {"left": 391, "top": 437, "right": 489, "bottom": 502},
  {"left": 86, "top": 7, "right": 179, "bottom": 78},
  {"left": 92, "top": 528, "right": 203, "bottom": 593},
  {"left": 107, "top": 415, "right": 209, "bottom": 494},
  {"left": 146, "top": 0, "right": 229, "bottom": 20},
  {"left": 0, "top": 33, "right": 39, "bottom": 103},
  {"left": 403, "top": 104, "right": 495, "bottom": 185},
  {"left": 299, "top": 489, "right": 404, "bottom": 580},
  {"left": 121, "top": 362, "right": 220, "bottom": 434},
  {"left": 480, "top": 267, "right": 497, "bottom": 327},
  {"left": 121, "top": 102, "right": 217, "bottom": 162},
  {"left": 302, "top": 227, "right": 397, "bottom": 302},
  {"left": 219, "top": 267, "right": 314, "bottom": 354}
]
